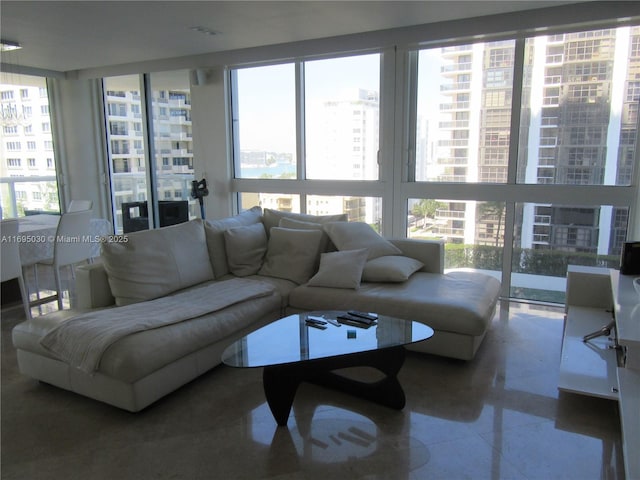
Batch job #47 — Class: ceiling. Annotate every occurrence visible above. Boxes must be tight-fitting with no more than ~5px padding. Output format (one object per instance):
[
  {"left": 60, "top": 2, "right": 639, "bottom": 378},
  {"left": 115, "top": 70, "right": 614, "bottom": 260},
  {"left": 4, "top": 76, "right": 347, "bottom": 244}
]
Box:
[{"left": 2, "top": 1, "right": 580, "bottom": 74}]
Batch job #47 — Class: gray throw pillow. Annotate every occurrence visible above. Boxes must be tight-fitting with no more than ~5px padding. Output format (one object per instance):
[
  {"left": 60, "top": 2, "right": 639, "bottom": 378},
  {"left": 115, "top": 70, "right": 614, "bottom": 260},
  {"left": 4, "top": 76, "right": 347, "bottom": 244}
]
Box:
[
  {"left": 224, "top": 222, "right": 267, "bottom": 276},
  {"left": 279, "top": 217, "right": 335, "bottom": 253},
  {"left": 204, "top": 206, "right": 262, "bottom": 278},
  {"left": 258, "top": 227, "right": 324, "bottom": 284},
  {"left": 308, "top": 248, "right": 369, "bottom": 289},
  {"left": 262, "top": 208, "right": 347, "bottom": 236},
  {"left": 323, "top": 221, "right": 402, "bottom": 260}
]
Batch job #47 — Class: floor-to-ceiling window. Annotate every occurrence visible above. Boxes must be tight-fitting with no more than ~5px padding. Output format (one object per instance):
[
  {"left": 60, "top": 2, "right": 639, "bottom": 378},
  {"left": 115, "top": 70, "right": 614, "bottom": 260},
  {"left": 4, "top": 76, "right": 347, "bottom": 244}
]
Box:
[
  {"left": 231, "top": 52, "right": 384, "bottom": 229},
  {"left": 0, "top": 74, "right": 59, "bottom": 217},
  {"left": 103, "top": 75, "right": 147, "bottom": 232},
  {"left": 230, "top": 23, "right": 638, "bottom": 304},
  {"left": 511, "top": 28, "right": 637, "bottom": 301},
  {"left": 407, "top": 25, "right": 637, "bottom": 303},
  {"left": 103, "top": 71, "right": 197, "bottom": 233}
]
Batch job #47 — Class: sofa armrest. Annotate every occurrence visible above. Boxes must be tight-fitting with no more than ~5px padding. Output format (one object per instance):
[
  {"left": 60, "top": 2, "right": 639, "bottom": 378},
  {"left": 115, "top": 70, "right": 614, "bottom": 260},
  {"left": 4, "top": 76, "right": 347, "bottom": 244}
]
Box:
[
  {"left": 389, "top": 238, "right": 444, "bottom": 274},
  {"left": 75, "top": 262, "right": 115, "bottom": 309}
]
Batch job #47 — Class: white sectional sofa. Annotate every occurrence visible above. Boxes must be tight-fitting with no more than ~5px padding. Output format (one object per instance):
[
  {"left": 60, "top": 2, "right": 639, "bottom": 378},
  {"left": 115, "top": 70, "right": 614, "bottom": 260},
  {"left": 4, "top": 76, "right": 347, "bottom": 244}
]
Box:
[{"left": 12, "top": 207, "right": 501, "bottom": 412}]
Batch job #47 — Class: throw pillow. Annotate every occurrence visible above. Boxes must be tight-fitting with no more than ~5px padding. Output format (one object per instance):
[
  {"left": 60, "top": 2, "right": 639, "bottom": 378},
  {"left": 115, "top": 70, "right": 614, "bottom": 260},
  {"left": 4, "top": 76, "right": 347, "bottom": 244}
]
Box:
[
  {"left": 362, "top": 255, "right": 424, "bottom": 282},
  {"left": 323, "top": 221, "right": 402, "bottom": 260},
  {"left": 279, "top": 217, "right": 334, "bottom": 253},
  {"left": 223, "top": 222, "right": 267, "bottom": 276},
  {"left": 308, "top": 248, "right": 369, "bottom": 289},
  {"left": 101, "top": 219, "right": 214, "bottom": 306},
  {"left": 204, "top": 206, "right": 262, "bottom": 278},
  {"left": 262, "top": 208, "right": 347, "bottom": 236},
  {"left": 258, "top": 227, "right": 324, "bottom": 284}
]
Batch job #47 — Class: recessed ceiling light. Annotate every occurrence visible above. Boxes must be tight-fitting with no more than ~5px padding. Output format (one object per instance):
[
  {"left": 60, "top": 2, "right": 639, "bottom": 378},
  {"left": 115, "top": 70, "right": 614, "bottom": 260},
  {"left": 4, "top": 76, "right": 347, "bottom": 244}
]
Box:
[
  {"left": 189, "top": 26, "right": 218, "bottom": 36},
  {"left": 0, "top": 39, "right": 22, "bottom": 52}
]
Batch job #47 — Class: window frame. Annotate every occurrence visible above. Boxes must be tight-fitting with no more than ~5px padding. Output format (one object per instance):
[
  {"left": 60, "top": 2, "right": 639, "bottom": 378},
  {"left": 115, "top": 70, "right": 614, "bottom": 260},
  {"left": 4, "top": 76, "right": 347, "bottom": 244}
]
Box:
[
  {"left": 226, "top": 21, "right": 639, "bottom": 302},
  {"left": 229, "top": 49, "right": 391, "bottom": 221}
]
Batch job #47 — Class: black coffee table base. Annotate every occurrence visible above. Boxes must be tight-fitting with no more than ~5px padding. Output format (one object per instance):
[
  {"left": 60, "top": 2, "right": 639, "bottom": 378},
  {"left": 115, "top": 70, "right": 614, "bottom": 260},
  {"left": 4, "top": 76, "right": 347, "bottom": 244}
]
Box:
[{"left": 263, "top": 345, "right": 406, "bottom": 426}]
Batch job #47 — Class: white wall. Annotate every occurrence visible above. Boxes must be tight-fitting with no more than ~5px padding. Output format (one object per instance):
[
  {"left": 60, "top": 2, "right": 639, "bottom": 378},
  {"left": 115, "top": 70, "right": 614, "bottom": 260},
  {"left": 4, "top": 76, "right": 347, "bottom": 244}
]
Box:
[{"left": 189, "top": 68, "right": 234, "bottom": 219}]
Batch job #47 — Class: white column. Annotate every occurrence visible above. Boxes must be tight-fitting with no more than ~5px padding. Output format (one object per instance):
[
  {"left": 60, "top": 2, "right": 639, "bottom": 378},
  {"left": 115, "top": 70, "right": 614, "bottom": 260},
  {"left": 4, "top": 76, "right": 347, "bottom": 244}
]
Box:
[
  {"left": 598, "top": 27, "right": 630, "bottom": 254},
  {"left": 521, "top": 35, "right": 548, "bottom": 249}
]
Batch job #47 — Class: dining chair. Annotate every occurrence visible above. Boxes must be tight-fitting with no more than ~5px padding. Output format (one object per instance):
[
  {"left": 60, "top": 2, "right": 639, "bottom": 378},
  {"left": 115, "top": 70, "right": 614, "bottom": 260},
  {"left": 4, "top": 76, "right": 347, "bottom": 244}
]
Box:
[
  {"left": 34, "top": 209, "right": 93, "bottom": 310},
  {"left": 68, "top": 200, "right": 93, "bottom": 212},
  {"left": 1, "top": 219, "right": 31, "bottom": 318}
]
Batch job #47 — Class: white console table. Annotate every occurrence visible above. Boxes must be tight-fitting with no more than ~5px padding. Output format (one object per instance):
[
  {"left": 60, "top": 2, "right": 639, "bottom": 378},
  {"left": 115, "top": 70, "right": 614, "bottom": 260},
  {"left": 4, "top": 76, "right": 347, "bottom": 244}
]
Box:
[{"left": 560, "top": 265, "right": 639, "bottom": 479}]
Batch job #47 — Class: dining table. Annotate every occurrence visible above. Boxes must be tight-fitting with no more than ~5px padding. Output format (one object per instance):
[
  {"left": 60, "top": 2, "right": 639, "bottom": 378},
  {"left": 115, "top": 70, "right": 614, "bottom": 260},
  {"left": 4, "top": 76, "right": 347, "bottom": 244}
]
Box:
[{"left": 16, "top": 214, "right": 113, "bottom": 265}]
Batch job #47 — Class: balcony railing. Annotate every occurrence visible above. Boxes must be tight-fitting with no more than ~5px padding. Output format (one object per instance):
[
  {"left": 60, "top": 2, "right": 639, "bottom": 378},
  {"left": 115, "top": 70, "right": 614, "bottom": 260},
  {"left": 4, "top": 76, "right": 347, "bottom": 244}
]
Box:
[
  {"left": 440, "top": 82, "right": 471, "bottom": 91},
  {"left": 437, "top": 157, "right": 468, "bottom": 165},
  {"left": 110, "top": 172, "right": 196, "bottom": 232},
  {"left": 436, "top": 209, "right": 465, "bottom": 218},
  {"left": 0, "top": 175, "right": 59, "bottom": 217},
  {"left": 534, "top": 215, "right": 552, "bottom": 224},
  {"left": 438, "top": 139, "right": 469, "bottom": 147},
  {"left": 440, "top": 101, "right": 470, "bottom": 110},
  {"left": 438, "top": 120, "right": 470, "bottom": 129},
  {"left": 441, "top": 62, "right": 472, "bottom": 73}
]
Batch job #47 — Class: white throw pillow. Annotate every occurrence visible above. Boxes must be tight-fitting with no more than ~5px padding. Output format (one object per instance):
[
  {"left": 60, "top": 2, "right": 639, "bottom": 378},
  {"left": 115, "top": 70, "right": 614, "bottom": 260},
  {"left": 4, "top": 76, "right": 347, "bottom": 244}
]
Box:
[
  {"left": 323, "top": 221, "right": 402, "bottom": 260},
  {"left": 362, "top": 255, "right": 424, "bottom": 282},
  {"left": 262, "top": 208, "right": 347, "bottom": 236},
  {"left": 308, "top": 249, "right": 369, "bottom": 289},
  {"left": 224, "top": 222, "right": 267, "bottom": 276},
  {"left": 258, "top": 227, "right": 324, "bottom": 284},
  {"left": 204, "top": 206, "right": 262, "bottom": 278},
  {"left": 101, "top": 219, "right": 213, "bottom": 306}
]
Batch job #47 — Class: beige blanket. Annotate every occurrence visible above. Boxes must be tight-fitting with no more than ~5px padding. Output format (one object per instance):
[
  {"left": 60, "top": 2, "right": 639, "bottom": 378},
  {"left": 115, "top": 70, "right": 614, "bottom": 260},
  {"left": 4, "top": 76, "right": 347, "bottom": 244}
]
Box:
[{"left": 40, "top": 278, "right": 274, "bottom": 374}]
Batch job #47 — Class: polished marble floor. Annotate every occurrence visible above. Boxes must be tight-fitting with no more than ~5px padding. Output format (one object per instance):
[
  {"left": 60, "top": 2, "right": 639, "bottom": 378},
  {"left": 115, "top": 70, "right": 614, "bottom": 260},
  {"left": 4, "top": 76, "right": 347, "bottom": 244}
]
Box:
[{"left": 1, "top": 280, "right": 625, "bottom": 479}]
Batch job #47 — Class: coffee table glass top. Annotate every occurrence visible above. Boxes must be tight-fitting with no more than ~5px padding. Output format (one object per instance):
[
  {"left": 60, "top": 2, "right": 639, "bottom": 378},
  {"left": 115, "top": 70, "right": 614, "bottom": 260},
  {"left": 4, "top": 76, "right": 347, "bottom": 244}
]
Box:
[{"left": 222, "top": 311, "right": 434, "bottom": 368}]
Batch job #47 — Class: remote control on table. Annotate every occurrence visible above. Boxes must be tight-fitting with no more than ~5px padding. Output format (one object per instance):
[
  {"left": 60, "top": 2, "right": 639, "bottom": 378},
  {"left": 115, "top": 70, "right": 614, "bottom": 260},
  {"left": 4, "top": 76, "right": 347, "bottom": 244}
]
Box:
[
  {"left": 337, "top": 314, "right": 376, "bottom": 324},
  {"left": 336, "top": 316, "right": 375, "bottom": 328},
  {"left": 347, "top": 311, "right": 378, "bottom": 321},
  {"left": 306, "top": 322, "right": 327, "bottom": 330},
  {"left": 305, "top": 316, "right": 327, "bottom": 326}
]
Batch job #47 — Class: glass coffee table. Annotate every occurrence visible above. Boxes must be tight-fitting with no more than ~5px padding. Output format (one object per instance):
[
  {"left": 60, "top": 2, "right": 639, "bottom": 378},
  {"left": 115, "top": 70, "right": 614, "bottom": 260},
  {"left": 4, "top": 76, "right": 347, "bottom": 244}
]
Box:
[{"left": 222, "top": 311, "right": 434, "bottom": 426}]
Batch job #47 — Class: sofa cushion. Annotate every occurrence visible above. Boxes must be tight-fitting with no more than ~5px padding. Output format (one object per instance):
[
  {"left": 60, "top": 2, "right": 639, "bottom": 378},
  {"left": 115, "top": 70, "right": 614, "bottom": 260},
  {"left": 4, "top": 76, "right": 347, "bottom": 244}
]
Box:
[
  {"left": 224, "top": 223, "right": 267, "bottom": 276},
  {"left": 323, "top": 221, "right": 402, "bottom": 260},
  {"left": 262, "top": 208, "right": 347, "bottom": 236},
  {"left": 289, "top": 271, "right": 501, "bottom": 337},
  {"left": 204, "top": 206, "right": 262, "bottom": 278},
  {"left": 258, "top": 227, "right": 324, "bottom": 284},
  {"left": 101, "top": 219, "right": 213, "bottom": 306},
  {"left": 362, "top": 255, "right": 424, "bottom": 282},
  {"left": 308, "top": 248, "right": 369, "bottom": 289}
]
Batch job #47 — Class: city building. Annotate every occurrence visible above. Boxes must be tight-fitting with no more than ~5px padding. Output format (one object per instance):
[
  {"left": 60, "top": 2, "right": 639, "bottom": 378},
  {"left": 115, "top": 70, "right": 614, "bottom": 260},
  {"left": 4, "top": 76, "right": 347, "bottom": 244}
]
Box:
[
  {"left": 413, "top": 26, "right": 639, "bottom": 265},
  {"left": 0, "top": 78, "right": 58, "bottom": 215}
]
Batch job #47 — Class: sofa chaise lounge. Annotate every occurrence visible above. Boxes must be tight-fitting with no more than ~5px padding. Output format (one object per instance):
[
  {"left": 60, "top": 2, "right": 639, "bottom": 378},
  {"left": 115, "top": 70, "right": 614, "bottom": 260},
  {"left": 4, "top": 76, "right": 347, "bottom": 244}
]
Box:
[{"left": 12, "top": 207, "right": 501, "bottom": 412}]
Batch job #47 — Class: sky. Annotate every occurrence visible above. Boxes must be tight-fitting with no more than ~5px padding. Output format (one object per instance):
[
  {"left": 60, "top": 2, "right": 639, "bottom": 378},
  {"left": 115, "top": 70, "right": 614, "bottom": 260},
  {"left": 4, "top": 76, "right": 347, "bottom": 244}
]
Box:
[{"left": 236, "top": 54, "right": 380, "bottom": 153}]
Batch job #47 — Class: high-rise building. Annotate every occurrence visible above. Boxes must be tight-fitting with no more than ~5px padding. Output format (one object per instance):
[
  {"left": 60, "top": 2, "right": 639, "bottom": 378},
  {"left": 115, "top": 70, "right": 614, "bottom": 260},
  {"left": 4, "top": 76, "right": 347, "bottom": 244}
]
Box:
[
  {"left": 518, "top": 27, "right": 639, "bottom": 256},
  {"left": 416, "top": 26, "right": 639, "bottom": 255},
  {"left": 250, "top": 87, "right": 381, "bottom": 225},
  {"left": 0, "top": 79, "right": 58, "bottom": 216},
  {"left": 103, "top": 80, "right": 195, "bottom": 230}
]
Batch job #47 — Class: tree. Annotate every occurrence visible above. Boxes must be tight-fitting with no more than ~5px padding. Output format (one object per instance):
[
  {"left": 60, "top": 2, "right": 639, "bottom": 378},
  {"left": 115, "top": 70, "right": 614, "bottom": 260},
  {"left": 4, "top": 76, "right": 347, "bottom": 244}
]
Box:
[{"left": 412, "top": 199, "right": 442, "bottom": 229}]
